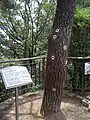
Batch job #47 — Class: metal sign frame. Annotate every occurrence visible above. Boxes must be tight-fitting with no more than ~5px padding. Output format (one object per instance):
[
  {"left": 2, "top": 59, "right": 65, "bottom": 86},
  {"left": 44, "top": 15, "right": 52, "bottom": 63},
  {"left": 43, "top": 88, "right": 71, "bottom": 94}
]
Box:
[{"left": 1, "top": 66, "right": 33, "bottom": 120}]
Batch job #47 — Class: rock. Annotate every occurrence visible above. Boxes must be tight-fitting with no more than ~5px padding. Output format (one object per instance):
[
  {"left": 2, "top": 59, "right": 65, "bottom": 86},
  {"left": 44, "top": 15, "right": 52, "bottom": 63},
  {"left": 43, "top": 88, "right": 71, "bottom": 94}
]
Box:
[
  {"left": 88, "top": 104, "right": 90, "bottom": 112},
  {"left": 82, "top": 95, "right": 90, "bottom": 107}
]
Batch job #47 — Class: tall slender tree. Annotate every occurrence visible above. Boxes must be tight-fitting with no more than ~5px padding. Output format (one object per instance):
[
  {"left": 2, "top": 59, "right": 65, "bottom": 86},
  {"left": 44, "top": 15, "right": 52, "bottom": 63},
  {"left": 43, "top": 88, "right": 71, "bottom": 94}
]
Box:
[
  {"left": 40, "top": 0, "right": 76, "bottom": 118},
  {"left": 0, "top": 0, "right": 55, "bottom": 59}
]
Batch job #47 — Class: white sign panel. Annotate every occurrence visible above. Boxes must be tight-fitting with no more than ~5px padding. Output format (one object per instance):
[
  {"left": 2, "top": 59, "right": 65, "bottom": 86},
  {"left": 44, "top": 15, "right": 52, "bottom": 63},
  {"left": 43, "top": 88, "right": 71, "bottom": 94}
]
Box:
[
  {"left": 1, "top": 66, "right": 33, "bottom": 89},
  {"left": 85, "top": 62, "right": 90, "bottom": 75}
]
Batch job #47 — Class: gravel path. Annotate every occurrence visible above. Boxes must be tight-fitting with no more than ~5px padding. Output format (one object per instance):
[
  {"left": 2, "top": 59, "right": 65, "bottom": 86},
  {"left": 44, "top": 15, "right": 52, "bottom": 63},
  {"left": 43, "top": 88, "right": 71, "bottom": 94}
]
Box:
[{"left": 0, "top": 92, "right": 90, "bottom": 120}]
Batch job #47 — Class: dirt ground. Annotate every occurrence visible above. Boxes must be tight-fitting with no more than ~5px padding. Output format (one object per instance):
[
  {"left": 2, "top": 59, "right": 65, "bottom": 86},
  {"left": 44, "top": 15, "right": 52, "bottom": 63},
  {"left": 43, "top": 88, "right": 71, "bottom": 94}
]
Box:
[{"left": 0, "top": 92, "right": 90, "bottom": 120}]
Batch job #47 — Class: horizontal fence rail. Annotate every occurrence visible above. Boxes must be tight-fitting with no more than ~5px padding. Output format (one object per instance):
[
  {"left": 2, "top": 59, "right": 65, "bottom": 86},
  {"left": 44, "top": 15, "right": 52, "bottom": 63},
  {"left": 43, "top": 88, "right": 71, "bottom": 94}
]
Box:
[
  {"left": 0, "top": 56, "right": 46, "bottom": 102},
  {"left": 0, "top": 56, "right": 90, "bottom": 102}
]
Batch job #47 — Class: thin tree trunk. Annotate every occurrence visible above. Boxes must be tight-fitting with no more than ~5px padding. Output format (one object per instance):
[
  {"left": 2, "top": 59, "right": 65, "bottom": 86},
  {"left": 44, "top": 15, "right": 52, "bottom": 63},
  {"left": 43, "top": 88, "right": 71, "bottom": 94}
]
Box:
[{"left": 40, "top": 0, "right": 76, "bottom": 117}]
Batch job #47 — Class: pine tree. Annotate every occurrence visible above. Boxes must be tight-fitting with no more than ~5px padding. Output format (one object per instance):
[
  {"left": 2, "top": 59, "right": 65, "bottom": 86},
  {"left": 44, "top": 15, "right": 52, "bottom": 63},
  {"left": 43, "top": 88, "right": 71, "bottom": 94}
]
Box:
[{"left": 40, "top": 0, "right": 76, "bottom": 119}]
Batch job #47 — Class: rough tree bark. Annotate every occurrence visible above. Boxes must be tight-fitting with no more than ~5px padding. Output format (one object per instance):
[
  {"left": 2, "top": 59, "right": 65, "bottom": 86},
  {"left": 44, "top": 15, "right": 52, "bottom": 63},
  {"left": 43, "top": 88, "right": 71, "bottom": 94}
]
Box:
[{"left": 40, "top": 0, "right": 76, "bottom": 118}]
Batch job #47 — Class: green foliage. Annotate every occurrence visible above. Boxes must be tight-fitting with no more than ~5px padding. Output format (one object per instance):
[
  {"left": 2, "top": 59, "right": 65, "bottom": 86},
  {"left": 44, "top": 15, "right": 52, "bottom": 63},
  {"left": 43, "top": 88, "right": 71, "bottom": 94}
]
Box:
[
  {"left": 74, "top": 7, "right": 90, "bottom": 27},
  {"left": 76, "top": 0, "right": 90, "bottom": 8},
  {"left": 69, "top": 6, "right": 90, "bottom": 91},
  {"left": 27, "top": 83, "right": 43, "bottom": 92},
  {"left": 68, "top": 62, "right": 80, "bottom": 90},
  {"left": 69, "top": 7, "right": 90, "bottom": 57},
  {"left": 0, "top": 0, "right": 56, "bottom": 59},
  {"left": 0, "top": 0, "right": 15, "bottom": 10},
  {"left": 0, "top": 0, "right": 90, "bottom": 59}
]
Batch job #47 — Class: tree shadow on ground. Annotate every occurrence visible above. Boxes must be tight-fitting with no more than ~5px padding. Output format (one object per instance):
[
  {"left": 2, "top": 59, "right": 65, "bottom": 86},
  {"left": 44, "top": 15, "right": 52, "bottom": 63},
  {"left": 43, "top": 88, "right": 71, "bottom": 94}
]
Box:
[
  {"left": 0, "top": 110, "right": 11, "bottom": 120},
  {"left": 0, "top": 100, "right": 14, "bottom": 120},
  {"left": 0, "top": 94, "right": 41, "bottom": 120},
  {"left": 45, "top": 111, "right": 67, "bottom": 120},
  {"left": 0, "top": 94, "right": 81, "bottom": 120},
  {"left": 63, "top": 95, "right": 81, "bottom": 105},
  {"left": 29, "top": 106, "right": 67, "bottom": 120},
  {"left": 29, "top": 101, "right": 67, "bottom": 120}
]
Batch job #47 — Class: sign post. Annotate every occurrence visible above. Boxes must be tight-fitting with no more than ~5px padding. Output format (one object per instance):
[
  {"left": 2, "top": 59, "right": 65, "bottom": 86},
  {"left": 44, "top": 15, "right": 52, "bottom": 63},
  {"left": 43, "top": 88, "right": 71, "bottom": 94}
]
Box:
[
  {"left": 1, "top": 66, "right": 33, "bottom": 120},
  {"left": 15, "top": 87, "right": 19, "bottom": 120}
]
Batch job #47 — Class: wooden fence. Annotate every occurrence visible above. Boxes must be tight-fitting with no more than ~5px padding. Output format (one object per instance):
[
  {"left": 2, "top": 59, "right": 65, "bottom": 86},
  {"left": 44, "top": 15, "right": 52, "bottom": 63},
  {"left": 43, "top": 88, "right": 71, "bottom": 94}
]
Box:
[{"left": 0, "top": 56, "right": 90, "bottom": 102}]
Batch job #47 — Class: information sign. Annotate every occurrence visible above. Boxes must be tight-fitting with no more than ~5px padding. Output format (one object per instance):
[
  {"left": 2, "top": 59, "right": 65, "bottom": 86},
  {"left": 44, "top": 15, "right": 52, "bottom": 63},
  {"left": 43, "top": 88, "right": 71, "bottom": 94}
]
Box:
[
  {"left": 1, "top": 66, "right": 33, "bottom": 89},
  {"left": 85, "top": 62, "right": 90, "bottom": 75}
]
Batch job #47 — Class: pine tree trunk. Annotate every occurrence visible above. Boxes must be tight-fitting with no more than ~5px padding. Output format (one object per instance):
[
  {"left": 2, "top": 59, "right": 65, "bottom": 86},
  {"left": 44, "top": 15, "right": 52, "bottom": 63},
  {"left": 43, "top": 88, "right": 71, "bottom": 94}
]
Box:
[{"left": 40, "top": 0, "right": 76, "bottom": 117}]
